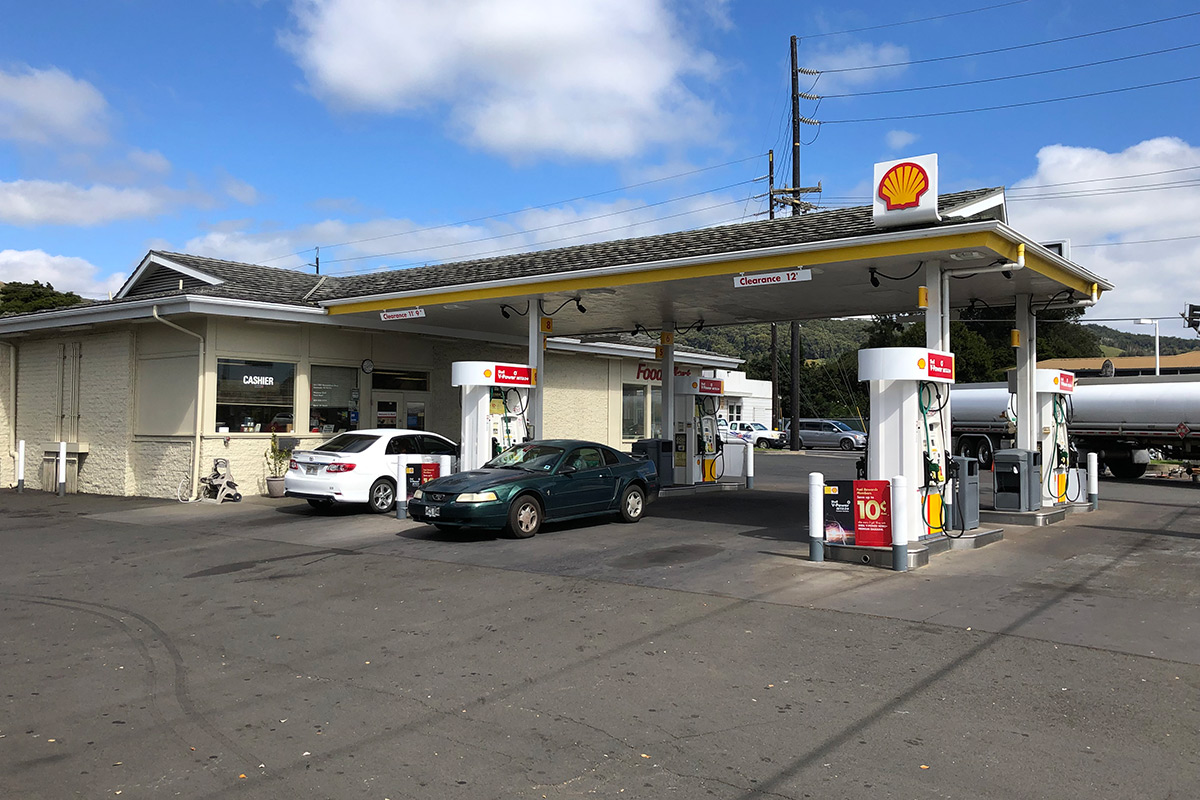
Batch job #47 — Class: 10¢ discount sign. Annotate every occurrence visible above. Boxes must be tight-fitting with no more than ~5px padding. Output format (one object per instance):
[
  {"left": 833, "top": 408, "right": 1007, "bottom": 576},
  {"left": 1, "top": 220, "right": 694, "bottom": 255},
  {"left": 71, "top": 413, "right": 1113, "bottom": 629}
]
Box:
[{"left": 852, "top": 480, "right": 892, "bottom": 547}]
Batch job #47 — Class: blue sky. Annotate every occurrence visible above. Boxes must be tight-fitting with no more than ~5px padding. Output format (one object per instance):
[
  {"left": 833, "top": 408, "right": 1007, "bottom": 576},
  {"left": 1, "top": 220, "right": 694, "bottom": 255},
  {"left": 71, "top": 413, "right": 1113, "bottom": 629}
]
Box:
[{"left": 2, "top": 0, "right": 1198, "bottom": 335}]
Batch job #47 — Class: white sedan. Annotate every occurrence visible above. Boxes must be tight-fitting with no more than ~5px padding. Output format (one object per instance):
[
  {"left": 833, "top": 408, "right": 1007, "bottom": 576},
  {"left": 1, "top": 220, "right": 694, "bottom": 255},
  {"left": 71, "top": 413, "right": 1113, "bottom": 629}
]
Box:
[{"left": 285, "top": 428, "right": 459, "bottom": 513}]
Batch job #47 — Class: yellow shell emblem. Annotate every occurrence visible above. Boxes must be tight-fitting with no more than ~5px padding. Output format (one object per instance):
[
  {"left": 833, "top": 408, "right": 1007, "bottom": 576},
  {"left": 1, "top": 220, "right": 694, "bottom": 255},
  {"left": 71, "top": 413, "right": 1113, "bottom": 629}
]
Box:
[{"left": 878, "top": 162, "right": 930, "bottom": 211}]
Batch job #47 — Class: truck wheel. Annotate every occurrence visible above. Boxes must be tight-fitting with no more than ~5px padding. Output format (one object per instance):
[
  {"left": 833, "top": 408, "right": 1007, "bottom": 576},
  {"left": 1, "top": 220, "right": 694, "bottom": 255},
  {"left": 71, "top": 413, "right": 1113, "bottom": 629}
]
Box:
[
  {"left": 1107, "top": 461, "right": 1147, "bottom": 480},
  {"left": 976, "top": 438, "right": 993, "bottom": 470}
]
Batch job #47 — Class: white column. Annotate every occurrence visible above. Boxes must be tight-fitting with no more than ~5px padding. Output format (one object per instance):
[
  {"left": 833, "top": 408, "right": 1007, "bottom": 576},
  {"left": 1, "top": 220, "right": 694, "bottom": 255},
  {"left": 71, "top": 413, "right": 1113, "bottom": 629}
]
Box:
[
  {"left": 662, "top": 334, "right": 675, "bottom": 442},
  {"left": 527, "top": 308, "right": 543, "bottom": 439},
  {"left": 1014, "top": 295, "right": 1037, "bottom": 452},
  {"left": 924, "top": 260, "right": 945, "bottom": 351}
]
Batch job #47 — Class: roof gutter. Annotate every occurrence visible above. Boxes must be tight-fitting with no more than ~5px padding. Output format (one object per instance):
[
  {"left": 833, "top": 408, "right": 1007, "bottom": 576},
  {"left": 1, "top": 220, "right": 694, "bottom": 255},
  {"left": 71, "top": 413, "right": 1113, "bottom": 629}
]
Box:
[{"left": 152, "top": 307, "right": 205, "bottom": 502}]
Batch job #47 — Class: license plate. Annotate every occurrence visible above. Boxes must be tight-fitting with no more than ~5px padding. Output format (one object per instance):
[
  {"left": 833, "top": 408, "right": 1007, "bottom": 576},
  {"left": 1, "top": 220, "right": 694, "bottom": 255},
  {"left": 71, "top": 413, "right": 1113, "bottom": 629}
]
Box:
[
  {"left": 425, "top": 506, "right": 440, "bottom": 518},
  {"left": 304, "top": 465, "right": 318, "bottom": 475}
]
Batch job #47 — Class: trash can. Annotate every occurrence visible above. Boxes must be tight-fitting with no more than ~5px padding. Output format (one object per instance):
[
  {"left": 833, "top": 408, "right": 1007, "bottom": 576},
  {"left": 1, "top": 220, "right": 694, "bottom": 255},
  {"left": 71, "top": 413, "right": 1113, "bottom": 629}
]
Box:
[
  {"left": 993, "top": 449, "right": 1040, "bottom": 512},
  {"left": 949, "top": 455, "right": 979, "bottom": 530},
  {"left": 633, "top": 438, "right": 674, "bottom": 487}
]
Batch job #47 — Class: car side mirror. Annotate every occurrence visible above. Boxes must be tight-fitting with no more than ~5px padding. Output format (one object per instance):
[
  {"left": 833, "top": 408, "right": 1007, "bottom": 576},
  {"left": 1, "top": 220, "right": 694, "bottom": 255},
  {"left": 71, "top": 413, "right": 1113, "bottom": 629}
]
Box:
[{"left": 558, "top": 465, "right": 577, "bottom": 475}]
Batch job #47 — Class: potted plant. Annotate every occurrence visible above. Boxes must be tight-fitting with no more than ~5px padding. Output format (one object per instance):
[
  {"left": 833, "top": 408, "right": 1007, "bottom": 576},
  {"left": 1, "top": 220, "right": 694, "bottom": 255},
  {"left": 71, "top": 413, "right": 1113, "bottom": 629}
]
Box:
[{"left": 265, "top": 433, "right": 292, "bottom": 498}]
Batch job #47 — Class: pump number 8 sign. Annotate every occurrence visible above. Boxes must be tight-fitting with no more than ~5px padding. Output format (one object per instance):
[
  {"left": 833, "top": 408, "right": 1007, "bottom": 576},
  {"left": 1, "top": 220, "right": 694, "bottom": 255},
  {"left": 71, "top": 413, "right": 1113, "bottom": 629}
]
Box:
[{"left": 852, "top": 481, "right": 892, "bottom": 547}]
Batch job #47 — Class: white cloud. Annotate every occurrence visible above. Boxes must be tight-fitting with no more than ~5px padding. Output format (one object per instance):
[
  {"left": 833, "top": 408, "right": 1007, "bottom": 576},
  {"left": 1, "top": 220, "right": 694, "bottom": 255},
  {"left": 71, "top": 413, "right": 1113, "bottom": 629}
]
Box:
[
  {"left": 1007, "top": 137, "right": 1200, "bottom": 329},
  {"left": 281, "top": 0, "right": 722, "bottom": 160},
  {"left": 178, "top": 189, "right": 752, "bottom": 273},
  {"left": 0, "top": 249, "right": 125, "bottom": 298},
  {"left": 885, "top": 130, "right": 917, "bottom": 151},
  {"left": 802, "top": 42, "right": 909, "bottom": 94},
  {"left": 222, "top": 175, "right": 260, "bottom": 205},
  {"left": 0, "top": 179, "right": 181, "bottom": 226},
  {"left": 127, "top": 148, "right": 171, "bottom": 175},
  {"left": 0, "top": 66, "right": 109, "bottom": 145}
]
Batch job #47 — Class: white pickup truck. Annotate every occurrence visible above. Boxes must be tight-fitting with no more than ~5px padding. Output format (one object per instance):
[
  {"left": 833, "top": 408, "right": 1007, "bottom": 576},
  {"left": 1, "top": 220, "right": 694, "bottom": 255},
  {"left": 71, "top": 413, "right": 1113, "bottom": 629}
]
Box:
[{"left": 721, "top": 420, "right": 786, "bottom": 449}]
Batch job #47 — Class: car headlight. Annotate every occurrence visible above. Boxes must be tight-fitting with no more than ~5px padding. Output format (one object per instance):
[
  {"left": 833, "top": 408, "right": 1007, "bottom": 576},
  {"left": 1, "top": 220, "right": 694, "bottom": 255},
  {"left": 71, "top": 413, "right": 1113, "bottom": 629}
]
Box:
[
  {"left": 412, "top": 489, "right": 423, "bottom": 500},
  {"left": 456, "top": 491, "right": 498, "bottom": 503}
]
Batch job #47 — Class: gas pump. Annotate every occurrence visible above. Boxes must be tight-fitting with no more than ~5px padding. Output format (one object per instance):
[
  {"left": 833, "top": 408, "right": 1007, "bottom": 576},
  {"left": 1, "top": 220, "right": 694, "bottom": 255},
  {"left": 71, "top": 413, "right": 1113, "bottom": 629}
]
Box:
[
  {"left": 672, "top": 376, "right": 724, "bottom": 486},
  {"left": 858, "top": 347, "right": 956, "bottom": 544},
  {"left": 451, "top": 361, "right": 533, "bottom": 471},
  {"left": 1035, "top": 369, "right": 1074, "bottom": 506}
]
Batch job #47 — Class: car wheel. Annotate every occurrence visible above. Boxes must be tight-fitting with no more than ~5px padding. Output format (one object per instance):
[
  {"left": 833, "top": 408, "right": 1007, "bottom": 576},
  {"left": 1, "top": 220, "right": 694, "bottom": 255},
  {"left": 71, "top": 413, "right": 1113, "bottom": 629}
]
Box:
[
  {"left": 839, "top": 438, "right": 854, "bottom": 451},
  {"left": 506, "top": 494, "right": 542, "bottom": 538},
  {"left": 306, "top": 498, "right": 334, "bottom": 511},
  {"left": 367, "top": 478, "right": 396, "bottom": 514},
  {"left": 620, "top": 484, "right": 646, "bottom": 523},
  {"left": 795, "top": 437, "right": 805, "bottom": 449}
]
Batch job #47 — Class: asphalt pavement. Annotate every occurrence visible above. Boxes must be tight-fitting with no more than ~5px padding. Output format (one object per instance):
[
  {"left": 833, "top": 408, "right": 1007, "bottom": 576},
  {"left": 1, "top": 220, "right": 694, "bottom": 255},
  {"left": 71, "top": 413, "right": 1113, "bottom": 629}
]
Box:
[{"left": 1, "top": 451, "right": 1197, "bottom": 799}]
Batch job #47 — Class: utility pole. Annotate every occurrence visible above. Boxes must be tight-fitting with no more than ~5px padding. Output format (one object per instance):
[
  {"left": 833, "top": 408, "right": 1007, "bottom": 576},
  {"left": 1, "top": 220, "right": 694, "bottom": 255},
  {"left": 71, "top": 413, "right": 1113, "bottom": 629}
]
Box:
[
  {"left": 789, "top": 321, "right": 801, "bottom": 450},
  {"left": 790, "top": 35, "right": 801, "bottom": 217},
  {"left": 768, "top": 150, "right": 775, "bottom": 221},
  {"left": 769, "top": 149, "right": 780, "bottom": 431}
]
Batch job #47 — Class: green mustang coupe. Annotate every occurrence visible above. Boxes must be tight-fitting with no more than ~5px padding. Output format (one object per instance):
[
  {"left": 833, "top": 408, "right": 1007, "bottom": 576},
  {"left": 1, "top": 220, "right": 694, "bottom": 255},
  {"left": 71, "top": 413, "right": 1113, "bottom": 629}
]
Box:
[{"left": 407, "top": 439, "right": 661, "bottom": 538}]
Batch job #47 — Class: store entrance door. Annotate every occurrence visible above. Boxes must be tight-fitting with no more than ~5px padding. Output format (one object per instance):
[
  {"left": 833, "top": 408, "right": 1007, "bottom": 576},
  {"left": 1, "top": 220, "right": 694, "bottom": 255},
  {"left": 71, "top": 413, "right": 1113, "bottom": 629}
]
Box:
[{"left": 373, "top": 392, "right": 430, "bottom": 430}]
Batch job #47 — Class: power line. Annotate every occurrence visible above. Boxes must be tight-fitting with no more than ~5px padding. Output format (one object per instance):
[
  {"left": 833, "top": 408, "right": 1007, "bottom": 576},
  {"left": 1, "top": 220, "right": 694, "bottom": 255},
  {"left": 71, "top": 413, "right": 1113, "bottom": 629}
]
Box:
[
  {"left": 815, "top": 11, "right": 1200, "bottom": 74},
  {"left": 311, "top": 154, "right": 765, "bottom": 258},
  {"left": 817, "top": 42, "right": 1200, "bottom": 99},
  {"left": 1074, "top": 234, "right": 1200, "bottom": 248},
  {"left": 1006, "top": 178, "right": 1200, "bottom": 201},
  {"left": 811, "top": 75, "right": 1200, "bottom": 124},
  {"left": 1007, "top": 164, "right": 1200, "bottom": 192},
  {"left": 800, "top": 0, "right": 1031, "bottom": 39},
  {"left": 323, "top": 179, "right": 757, "bottom": 266}
]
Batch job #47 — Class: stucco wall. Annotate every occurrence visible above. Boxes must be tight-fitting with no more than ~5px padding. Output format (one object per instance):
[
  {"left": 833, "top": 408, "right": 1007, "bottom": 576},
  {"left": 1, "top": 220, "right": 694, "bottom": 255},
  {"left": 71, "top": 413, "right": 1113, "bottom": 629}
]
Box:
[
  {"left": 0, "top": 343, "right": 13, "bottom": 487},
  {"left": 542, "top": 351, "right": 611, "bottom": 444},
  {"left": 10, "top": 331, "right": 134, "bottom": 494}
]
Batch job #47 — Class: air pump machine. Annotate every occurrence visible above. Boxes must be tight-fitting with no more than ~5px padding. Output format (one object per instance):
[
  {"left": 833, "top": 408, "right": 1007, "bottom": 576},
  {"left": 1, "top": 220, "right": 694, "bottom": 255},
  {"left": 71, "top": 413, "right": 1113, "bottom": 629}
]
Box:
[
  {"left": 1034, "top": 368, "right": 1074, "bottom": 506},
  {"left": 451, "top": 361, "right": 532, "bottom": 471},
  {"left": 858, "top": 347, "right": 956, "bottom": 544},
  {"left": 673, "top": 376, "right": 724, "bottom": 486}
]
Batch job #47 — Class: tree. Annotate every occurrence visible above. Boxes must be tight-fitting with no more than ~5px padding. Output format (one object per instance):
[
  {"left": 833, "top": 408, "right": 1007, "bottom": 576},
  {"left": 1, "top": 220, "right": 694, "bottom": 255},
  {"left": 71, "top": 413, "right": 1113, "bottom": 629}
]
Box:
[{"left": 0, "top": 281, "right": 84, "bottom": 314}]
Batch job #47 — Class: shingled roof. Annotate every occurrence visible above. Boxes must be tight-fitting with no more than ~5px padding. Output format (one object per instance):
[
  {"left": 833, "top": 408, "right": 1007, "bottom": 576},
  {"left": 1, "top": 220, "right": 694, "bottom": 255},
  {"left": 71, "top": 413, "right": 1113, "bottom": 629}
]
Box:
[
  {"left": 1, "top": 188, "right": 1007, "bottom": 323},
  {"left": 314, "top": 187, "right": 1004, "bottom": 303}
]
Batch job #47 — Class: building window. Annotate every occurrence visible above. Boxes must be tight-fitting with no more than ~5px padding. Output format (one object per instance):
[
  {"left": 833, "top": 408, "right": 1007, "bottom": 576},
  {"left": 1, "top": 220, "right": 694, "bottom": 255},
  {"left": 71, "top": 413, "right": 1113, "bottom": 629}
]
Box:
[
  {"left": 622, "top": 385, "right": 646, "bottom": 439},
  {"left": 373, "top": 370, "right": 429, "bottom": 391},
  {"left": 310, "top": 365, "right": 359, "bottom": 433},
  {"left": 216, "top": 359, "right": 295, "bottom": 433},
  {"left": 728, "top": 403, "right": 742, "bottom": 422}
]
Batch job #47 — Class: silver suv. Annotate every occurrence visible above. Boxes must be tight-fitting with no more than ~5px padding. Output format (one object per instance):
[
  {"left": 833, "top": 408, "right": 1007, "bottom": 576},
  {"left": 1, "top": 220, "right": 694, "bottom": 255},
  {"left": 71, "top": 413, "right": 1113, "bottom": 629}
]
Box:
[{"left": 788, "top": 419, "right": 867, "bottom": 451}]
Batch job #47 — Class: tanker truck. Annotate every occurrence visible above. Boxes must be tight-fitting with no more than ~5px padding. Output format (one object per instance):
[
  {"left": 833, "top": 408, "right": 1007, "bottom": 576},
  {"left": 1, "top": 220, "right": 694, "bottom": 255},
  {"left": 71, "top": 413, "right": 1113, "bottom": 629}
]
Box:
[{"left": 950, "top": 374, "right": 1199, "bottom": 479}]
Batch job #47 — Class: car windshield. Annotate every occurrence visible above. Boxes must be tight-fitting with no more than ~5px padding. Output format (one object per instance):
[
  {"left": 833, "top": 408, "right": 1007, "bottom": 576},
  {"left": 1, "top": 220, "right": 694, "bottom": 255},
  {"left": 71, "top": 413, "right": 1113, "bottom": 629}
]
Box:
[
  {"left": 314, "top": 433, "right": 379, "bottom": 453},
  {"left": 485, "top": 444, "right": 565, "bottom": 472},
  {"left": 750, "top": 423, "right": 768, "bottom": 430},
  {"left": 831, "top": 421, "right": 853, "bottom": 431}
]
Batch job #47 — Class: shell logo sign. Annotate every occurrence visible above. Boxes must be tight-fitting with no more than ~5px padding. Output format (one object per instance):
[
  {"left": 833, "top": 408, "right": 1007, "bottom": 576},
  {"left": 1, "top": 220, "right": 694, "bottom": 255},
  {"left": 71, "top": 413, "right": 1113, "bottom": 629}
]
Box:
[
  {"left": 877, "top": 162, "right": 929, "bottom": 210},
  {"left": 873, "top": 153, "right": 940, "bottom": 228}
]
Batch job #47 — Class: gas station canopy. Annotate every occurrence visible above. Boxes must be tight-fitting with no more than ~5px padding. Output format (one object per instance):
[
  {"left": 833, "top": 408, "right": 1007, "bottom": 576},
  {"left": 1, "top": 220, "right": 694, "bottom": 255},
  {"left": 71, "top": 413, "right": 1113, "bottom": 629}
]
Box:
[{"left": 320, "top": 186, "right": 1114, "bottom": 338}]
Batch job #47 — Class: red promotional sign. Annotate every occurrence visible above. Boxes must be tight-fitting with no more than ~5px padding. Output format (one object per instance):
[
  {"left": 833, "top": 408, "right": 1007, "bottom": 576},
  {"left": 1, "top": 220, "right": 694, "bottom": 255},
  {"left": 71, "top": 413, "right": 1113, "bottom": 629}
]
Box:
[
  {"left": 494, "top": 365, "right": 533, "bottom": 385},
  {"left": 697, "top": 378, "right": 723, "bottom": 395},
  {"left": 926, "top": 352, "right": 954, "bottom": 381},
  {"left": 1059, "top": 372, "right": 1075, "bottom": 393},
  {"left": 852, "top": 481, "right": 893, "bottom": 547}
]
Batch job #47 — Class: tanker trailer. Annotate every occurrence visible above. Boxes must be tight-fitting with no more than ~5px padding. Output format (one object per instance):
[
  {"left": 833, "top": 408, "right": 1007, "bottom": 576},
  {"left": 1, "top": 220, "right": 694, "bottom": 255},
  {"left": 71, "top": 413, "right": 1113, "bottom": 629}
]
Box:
[{"left": 951, "top": 375, "right": 1199, "bottom": 479}]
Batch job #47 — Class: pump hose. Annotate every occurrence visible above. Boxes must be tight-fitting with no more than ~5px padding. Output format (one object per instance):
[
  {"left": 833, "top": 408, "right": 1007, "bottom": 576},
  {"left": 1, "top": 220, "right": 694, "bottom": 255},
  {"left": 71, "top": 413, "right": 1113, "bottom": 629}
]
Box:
[{"left": 918, "top": 382, "right": 952, "bottom": 536}]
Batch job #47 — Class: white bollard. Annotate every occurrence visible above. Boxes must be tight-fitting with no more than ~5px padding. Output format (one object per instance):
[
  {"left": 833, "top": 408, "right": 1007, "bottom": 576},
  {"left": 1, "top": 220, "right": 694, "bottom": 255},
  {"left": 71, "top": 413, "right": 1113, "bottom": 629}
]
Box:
[
  {"left": 1087, "top": 451, "right": 1099, "bottom": 510},
  {"left": 16, "top": 439, "right": 25, "bottom": 493},
  {"left": 57, "top": 441, "right": 67, "bottom": 497},
  {"left": 890, "top": 475, "right": 908, "bottom": 571},
  {"left": 808, "top": 471, "right": 824, "bottom": 562},
  {"left": 395, "top": 455, "right": 411, "bottom": 520},
  {"left": 745, "top": 441, "right": 755, "bottom": 489}
]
